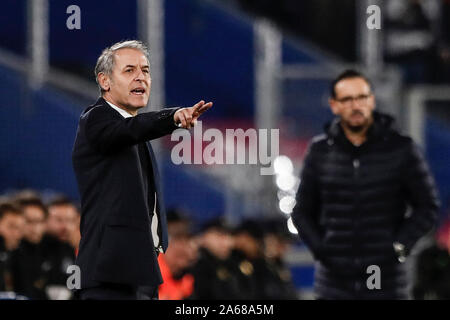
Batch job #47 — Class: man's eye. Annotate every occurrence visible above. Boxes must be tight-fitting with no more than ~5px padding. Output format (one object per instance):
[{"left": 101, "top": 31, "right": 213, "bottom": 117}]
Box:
[
  {"left": 143, "top": 69, "right": 149, "bottom": 73},
  {"left": 126, "top": 69, "right": 133, "bottom": 72}
]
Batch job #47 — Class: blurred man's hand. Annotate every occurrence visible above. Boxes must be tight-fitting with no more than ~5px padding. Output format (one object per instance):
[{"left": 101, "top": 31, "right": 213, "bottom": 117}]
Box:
[{"left": 174, "top": 100, "right": 213, "bottom": 129}]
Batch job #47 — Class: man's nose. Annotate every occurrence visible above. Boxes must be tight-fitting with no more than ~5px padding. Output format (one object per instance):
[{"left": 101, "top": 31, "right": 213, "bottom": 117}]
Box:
[
  {"left": 351, "top": 101, "right": 364, "bottom": 111},
  {"left": 135, "top": 70, "right": 146, "bottom": 82}
]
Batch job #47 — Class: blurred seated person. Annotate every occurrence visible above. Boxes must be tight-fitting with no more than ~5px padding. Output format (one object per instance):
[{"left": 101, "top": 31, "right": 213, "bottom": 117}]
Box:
[
  {"left": 230, "top": 219, "right": 270, "bottom": 299},
  {"left": 46, "top": 195, "right": 79, "bottom": 247},
  {"left": 0, "top": 200, "right": 25, "bottom": 292},
  {"left": 262, "top": 217, "right": 299, "bottom": 299},
  {"left": 413, "top": 217, "right": 450, "bottom": 299},
  {"left": 158, "top": 209, "right": 198, "bottom": 300},
  {"left": 10, "top": 190, "right": 49, "bottom": 299},
  {"left": 40, "top": 195, "right": 78, "bottom": 299},
  {"left": 191, "top": 217, "right": 243, "bottom": 299}
]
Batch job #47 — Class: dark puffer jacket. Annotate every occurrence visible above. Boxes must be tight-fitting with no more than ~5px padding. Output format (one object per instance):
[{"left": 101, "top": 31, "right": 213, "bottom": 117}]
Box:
[{"left": 291, "top": 112, "right": 440, "bottom": 299}]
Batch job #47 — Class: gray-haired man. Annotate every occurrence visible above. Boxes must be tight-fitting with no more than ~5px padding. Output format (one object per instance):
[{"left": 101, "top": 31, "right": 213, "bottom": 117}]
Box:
[{"left": 72, "top": 40, "right": 212, "bottom": 300}]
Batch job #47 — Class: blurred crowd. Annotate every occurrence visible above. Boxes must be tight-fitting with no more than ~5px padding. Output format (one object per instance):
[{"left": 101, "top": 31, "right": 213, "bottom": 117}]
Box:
[
  {"left": 1, "top": 189, "right": 450, "bottom": 300},
  {"left": 0, "top": 190, "right": 79, "bottom": 300},
  {"left": 158, "top": 210, "right": 299, "bottom": 300},
  {"left": 0, "top": 189, "right": 299, "bottom": 300}
]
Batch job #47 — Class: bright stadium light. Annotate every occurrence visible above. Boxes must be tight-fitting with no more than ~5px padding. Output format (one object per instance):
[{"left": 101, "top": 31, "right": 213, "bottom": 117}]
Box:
[
  {"left": 277, "top": 189, "right": 295, "bottom": 200},
  {"left": 276, "top": 174, "right": 297, "bottom": 191},
  {"left": 273, "top": 155, "right": 293, "bottom": 175},
  {"left": 287, "top": 216, "right": 298, "bottom": 235},
  {"left": 279, "top": 195, "right": 296, "bottom": 214}
]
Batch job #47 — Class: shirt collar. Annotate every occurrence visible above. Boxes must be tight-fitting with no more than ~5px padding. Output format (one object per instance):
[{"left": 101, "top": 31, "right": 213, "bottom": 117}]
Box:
[{"left": 105, "top": 100, "right": 133, "bottom": 118}]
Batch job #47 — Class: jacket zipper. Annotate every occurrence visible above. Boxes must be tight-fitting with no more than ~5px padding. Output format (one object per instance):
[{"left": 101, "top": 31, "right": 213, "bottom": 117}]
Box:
[{"left": 353, "top": 157, "right": 361, "bottom": 293}]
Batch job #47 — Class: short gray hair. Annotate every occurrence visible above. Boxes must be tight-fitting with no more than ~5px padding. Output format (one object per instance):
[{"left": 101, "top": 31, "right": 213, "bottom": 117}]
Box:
[{"left": 94, "top": 40, "right": 150, "bottom": 94}]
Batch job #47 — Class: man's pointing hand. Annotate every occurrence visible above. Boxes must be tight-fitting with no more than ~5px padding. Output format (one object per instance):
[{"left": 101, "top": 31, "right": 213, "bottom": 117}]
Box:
[{"left": 174, "top": 100, "right": 213, "bottom": 129}]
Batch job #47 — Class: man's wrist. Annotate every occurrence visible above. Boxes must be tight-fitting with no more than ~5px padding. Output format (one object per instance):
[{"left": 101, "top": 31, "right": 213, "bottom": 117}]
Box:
[{"left": 172, "top": 107, "right": 183, "bottom": 127}]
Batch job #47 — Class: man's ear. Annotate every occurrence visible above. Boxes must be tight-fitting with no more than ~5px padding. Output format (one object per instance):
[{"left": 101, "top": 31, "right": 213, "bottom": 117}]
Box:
[
  {"left": 369, "top": 94, "right": 376, "bottom": 111},
  {"left": 329, "top": 98, "right": 339, "bottom": 115},
  {"left": 97, "top": 73, "right": 110, "bottom": 92}
]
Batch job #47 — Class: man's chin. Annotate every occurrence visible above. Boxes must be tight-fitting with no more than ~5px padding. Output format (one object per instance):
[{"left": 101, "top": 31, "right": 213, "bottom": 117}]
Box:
[
  {"left": 128, "top": 95, "right": 149, "bottom": 108},
  {"left": 347, "top": 125, "right": 365, "bottom": 133},
  {"left": 127, "top": 102, "right": 148, "bottom": 110},
  {"left": 343, "top": 119, "right": 368, "bottom": 133}
]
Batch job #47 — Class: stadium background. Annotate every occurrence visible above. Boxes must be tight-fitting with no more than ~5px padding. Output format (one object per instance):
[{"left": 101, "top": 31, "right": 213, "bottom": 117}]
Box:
[{"left": 0, "top": 0, "right": 449, "bottom": 299}]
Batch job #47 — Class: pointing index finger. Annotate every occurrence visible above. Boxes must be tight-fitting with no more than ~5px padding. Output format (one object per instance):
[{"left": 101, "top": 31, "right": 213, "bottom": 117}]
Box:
[
  {"left": 192, "top": 100, "right": 205, "bottom": 112},
  {"left": 195, "top": 101, "right": 213, "bottom": 115}
]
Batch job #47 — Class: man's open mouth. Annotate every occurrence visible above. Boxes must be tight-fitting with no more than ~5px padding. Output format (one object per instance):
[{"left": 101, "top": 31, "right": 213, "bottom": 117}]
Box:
[{"left": 131, "top": 88, "right": 145, "bottom": 95}]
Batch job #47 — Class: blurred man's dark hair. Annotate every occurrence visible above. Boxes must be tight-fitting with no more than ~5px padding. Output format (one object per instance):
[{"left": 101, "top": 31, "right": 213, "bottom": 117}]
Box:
[
  {"left": 330, "top": 69, "right": 372, "bottom": 98},
  {"left": 233, "top": 218, "right": 265, "bottom": 240},
  {"left": 47, "top": 194, "right": 80, "bottom": 213},
  {"left": 232, "top": 218, "right": 266, "bottom": 261},
  {"left": 166, "top": 208, "right": 189, "bottom": 223},
  {"left": 0, "top": 200, "right": 24, "bottom": 251},
  {"left": 0, "top": 201, "right": 22, "bottom": 219},
  {"left": 12, "top": 190, "right": 48, "bottom": 218},
  {"left": 198, "top": 216, "right": 231, "bottom": 235},
  {"left": 166, "top": 208, "right": 193, "bottom": 239}
]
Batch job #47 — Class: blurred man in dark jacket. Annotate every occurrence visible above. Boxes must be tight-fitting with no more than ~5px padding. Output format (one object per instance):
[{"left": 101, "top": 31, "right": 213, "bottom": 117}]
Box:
[
  {"left": 46, "top": 196, "right": 79, "bottom": 248},
  {"left": 37, "top": 196, "right": 78, "bottom": 299},
  {"left": 230, "top": 219, "right": 295, "bottom": 299},
  {"left": 10, "top": 191, "right": 49, "bottom": 299},
  {"left": 191, "top": 218, "right": 242, "bottom": 299},
  {"left": 413, "top": 218, "right": 450, "bottom": 299},
  {"left": 262, "top": 218, "right": 298, "bottom": 299},
  {"left": 45, "top": 195, "right": 81, "bottom": 255},
  {"left": 0, "top": 201, "right": 25, "bottom": 293},
  {"left": 291, "top": 70, "right": 440, "bottom": 300},
  {"left": 228, "top": 220, "right": 264, "bottom": 299}
]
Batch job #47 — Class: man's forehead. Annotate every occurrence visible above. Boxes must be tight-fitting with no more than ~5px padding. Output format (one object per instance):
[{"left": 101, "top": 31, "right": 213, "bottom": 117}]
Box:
[
  {"left": 335, "top": 77, "right": 371, "bottom": 96},
  {"left": 49, "top": 205, "right": 77, "bottom": 216},
  {"left": 24, "top": 205, "right": 45, "bottom": 214},
  {"left": 1, "top": 212, "right": 24, "bottom": 220},
  {"left": 114, "top": 48, "right": 149, "bottom": 66}
]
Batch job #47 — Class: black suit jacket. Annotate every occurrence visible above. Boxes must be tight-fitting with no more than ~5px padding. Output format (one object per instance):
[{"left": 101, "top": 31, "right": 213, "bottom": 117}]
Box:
[{"left": 72, "top": 97, "right": 179, "bottom": 289}]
